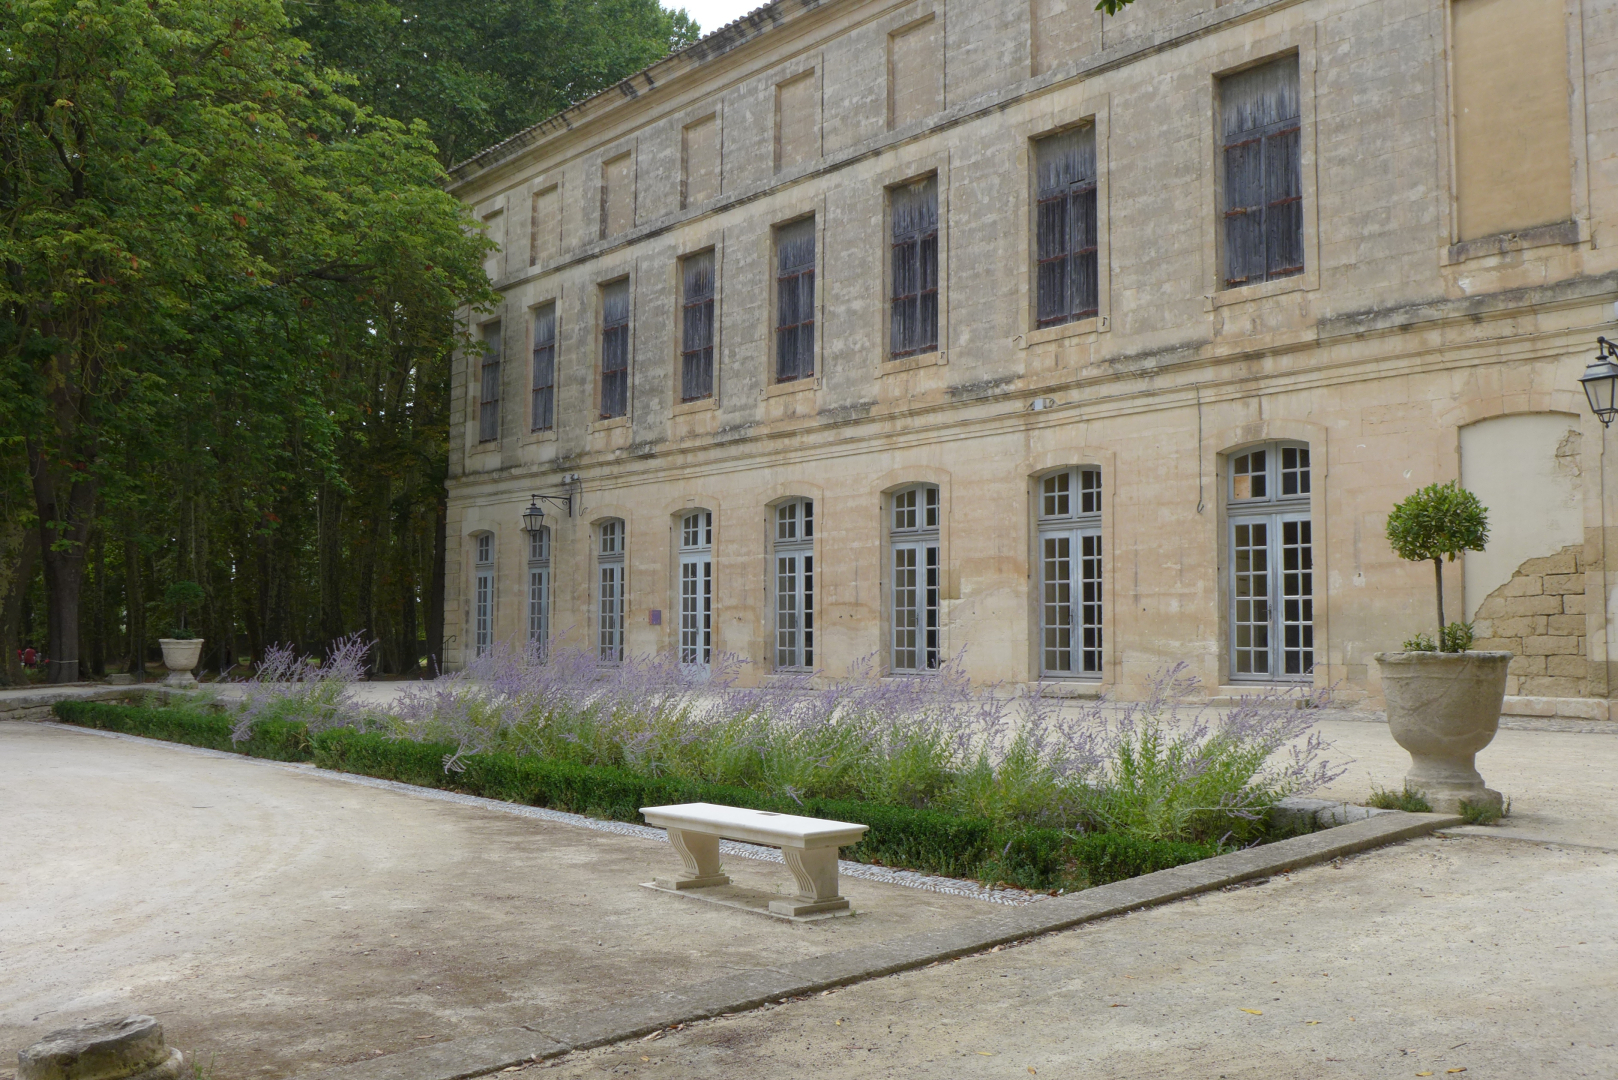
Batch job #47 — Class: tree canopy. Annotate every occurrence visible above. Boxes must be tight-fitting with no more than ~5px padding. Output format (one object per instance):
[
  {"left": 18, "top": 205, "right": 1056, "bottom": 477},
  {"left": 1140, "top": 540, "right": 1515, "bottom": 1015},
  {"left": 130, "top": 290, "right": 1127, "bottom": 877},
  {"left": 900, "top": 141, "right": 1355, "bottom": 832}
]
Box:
[{"left": 1, "top": 0, "right": 698, "bottom": 683}]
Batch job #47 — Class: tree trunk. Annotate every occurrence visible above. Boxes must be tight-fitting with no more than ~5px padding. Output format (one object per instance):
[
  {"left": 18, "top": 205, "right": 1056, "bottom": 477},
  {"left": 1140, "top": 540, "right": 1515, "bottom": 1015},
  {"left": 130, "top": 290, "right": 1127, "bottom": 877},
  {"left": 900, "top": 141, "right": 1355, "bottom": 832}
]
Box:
[
  {"left": 1434, "top": 556, "right": 1446, "bottom": 650},
  {"left": 426, "top": 493, "right": 446, "bottom": 677},
  {"left": 0, "top": 528, "right": 40, "bottom": 686},
  {"left": 125, "top": 530, "right": 145, "bottom": 681},
  {"left": 31, "top": 445, "right": 96, "bottom": 683},
  {"left": 317, "top": 483, "right": 346, "bottom": 650},
  {"left": 91, "top": 527, "right": 106, "bottom": 678}
]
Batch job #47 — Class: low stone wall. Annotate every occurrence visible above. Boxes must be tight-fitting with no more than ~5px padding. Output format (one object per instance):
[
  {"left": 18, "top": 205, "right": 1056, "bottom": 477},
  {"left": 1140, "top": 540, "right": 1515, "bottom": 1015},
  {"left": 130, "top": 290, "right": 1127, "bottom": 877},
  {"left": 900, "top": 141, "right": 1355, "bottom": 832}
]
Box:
[{"left": 1472, "top": 544, "right": 1588, "bottom": 698}]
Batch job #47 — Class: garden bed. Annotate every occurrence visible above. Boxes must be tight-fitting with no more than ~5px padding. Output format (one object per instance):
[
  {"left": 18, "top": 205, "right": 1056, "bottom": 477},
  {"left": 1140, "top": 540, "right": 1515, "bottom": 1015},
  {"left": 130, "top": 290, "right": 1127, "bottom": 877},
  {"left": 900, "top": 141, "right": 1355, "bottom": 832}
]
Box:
[{"left": 51, "top": 695, "right": 1310, "bottom": 892}]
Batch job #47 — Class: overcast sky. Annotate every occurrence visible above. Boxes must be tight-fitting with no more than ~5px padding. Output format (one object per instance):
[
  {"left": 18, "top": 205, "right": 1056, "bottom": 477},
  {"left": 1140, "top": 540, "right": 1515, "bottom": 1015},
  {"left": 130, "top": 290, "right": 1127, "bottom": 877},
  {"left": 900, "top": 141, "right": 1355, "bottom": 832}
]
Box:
[{"left": 674, "top": 0, "right": 759, "bottom": 36}]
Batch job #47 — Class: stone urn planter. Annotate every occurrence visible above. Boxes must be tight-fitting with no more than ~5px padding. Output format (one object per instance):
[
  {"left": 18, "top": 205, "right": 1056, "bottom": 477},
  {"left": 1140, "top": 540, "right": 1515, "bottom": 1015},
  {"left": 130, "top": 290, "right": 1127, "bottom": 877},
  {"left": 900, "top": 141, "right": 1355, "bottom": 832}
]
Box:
[
  {"left": 1374, "top": 650, "right": 1510, "bottom": 814},
  {"left": 157, "top": 638, "right": 204, "bottom": 688}
]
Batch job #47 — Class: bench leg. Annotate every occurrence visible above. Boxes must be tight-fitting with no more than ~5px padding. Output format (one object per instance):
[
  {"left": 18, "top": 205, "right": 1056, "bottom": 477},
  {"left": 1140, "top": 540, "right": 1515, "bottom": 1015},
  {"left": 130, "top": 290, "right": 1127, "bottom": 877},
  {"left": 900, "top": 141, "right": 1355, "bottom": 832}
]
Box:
[
  {"left": 769, "top": 846, "right": 849, "bottom": 917},
  {"left": 656, "top": 828, "right": 730, "bottom": 890}
]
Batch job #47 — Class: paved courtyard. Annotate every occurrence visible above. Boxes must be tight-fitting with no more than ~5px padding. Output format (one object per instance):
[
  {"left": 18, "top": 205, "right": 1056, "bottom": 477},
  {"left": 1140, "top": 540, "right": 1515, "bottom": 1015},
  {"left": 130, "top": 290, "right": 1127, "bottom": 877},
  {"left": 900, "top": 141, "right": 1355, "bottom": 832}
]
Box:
[{"left": 2, "top": 708, "right": 1615, "bottom": 1079}]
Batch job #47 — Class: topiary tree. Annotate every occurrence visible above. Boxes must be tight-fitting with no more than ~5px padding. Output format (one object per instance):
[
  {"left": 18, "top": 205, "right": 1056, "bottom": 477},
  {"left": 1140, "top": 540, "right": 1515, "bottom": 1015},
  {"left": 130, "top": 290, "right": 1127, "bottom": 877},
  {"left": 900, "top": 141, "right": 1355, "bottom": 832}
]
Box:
[
  {"left": 163, "top": 581, "right": 206, "bottom": 641},
  {"left": 1385, "top": 481, "right": 1490, "bottom": 652}
]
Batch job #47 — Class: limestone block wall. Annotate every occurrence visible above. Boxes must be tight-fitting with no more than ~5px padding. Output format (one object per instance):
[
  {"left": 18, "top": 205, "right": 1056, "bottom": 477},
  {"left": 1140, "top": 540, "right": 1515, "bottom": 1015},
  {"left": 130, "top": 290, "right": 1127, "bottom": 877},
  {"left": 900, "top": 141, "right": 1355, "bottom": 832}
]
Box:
[{"left": 1472, "top": 545, "right": 1589, "bottom": 698}]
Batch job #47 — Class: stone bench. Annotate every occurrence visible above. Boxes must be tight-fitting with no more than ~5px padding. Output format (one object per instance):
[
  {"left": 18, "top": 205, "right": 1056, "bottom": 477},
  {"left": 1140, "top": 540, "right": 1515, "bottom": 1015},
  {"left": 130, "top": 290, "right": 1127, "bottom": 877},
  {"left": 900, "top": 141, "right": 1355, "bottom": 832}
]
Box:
[{"left": 641, "top": 802, "right": 869, "bottom": 918}]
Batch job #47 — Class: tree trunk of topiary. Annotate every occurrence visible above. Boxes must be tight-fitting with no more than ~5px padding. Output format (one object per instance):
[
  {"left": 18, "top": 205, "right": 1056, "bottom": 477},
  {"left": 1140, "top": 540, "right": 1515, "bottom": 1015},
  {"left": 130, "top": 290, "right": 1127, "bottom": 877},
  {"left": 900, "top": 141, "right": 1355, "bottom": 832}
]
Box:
[{"left": 1434, "top": 556, "right": 1446, "bottom": 650}]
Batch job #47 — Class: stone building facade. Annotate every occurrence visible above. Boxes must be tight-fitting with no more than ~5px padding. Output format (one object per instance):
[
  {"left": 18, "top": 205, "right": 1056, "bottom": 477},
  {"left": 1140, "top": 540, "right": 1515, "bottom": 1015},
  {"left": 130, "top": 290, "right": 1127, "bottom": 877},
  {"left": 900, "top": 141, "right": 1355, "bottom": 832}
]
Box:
[{"left": 442, "top": 0, "right": 1618, "bottom": 720}]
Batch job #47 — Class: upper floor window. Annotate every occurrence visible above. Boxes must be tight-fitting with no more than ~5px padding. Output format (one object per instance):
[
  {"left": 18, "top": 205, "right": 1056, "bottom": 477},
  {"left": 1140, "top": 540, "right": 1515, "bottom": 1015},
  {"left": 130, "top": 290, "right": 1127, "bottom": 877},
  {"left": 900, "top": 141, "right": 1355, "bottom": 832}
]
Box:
[
  {"left": 889, "top": 176, "right": 939, "bottom": 359},
  {"left": 1220, "top": 55, "right": 1302, "bottom": 288},
  {"left": 775, "top": 218, "right": 815, "bottom": 383},
  {"left": 890, "top": 485, "right": 940, "bottom": 672},
  {"left": 1035, "top": 126, "right": 1099, "bottom": 328},
  {"left": 600, "top": 280, "right": 630, "bottom": 419},
  {"left": 1038, "top": 468, "right": 1102, "bottom": 678},
  {"left": 681, "top": 251, "right": 715, "bottom": 402},
  {"left": 774, "top": 499, "right": 814, "bottom": 670},
  {"left": 478, "top": 322, "right": 501, "bottom": 443},
  {"left": 532, "top": 303, "right": 556, "bottom": 432}
]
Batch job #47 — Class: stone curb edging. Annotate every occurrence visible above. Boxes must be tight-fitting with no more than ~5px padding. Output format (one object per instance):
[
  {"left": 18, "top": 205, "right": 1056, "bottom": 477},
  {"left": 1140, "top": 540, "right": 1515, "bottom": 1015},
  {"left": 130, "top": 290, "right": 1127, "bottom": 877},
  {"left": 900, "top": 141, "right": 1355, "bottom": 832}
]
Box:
[{"left": 303, "top": 810, "right": 1461, "bottom": 1080}]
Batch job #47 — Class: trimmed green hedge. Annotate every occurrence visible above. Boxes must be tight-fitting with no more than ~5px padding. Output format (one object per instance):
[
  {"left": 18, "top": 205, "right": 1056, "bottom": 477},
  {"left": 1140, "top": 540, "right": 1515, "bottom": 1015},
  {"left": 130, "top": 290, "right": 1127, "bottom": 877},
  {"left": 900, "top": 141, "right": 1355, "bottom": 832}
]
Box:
[{"left": 53, "top": 701, "right": 1222, "bottom": 890}]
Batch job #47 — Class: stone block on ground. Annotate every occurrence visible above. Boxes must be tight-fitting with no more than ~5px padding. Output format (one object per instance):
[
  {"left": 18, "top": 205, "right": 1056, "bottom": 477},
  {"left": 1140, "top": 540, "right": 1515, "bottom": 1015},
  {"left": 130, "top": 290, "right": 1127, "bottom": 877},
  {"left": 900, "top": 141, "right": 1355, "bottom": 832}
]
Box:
[{"left": 17, "top": 1016, "right": 183, "bottom": 1080}]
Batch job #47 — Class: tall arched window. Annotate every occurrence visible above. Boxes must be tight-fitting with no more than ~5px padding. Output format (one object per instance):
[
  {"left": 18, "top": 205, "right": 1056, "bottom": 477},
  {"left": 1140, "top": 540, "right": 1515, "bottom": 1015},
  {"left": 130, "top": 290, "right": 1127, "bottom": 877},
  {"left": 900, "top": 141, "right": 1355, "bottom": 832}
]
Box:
[
  {"left": 678, "top": 510, "right": 712, "bottom": 667},
  {"left": 473, "top": 532, "right": 494, "bottom": 658},
  {"left": 527, "top": 526, "right": 551, "bottom": 655},
  {"left": 773, "top": 498, "right": 814, "bottom": 670},
  {"left": 1037, "top": 467, "right": 1102, "bottom": 677},
  {"left": 890, "top": 485, "right": 940, "bottom": 672},
  {"left": 1227, "top": 441, "right": 1313, "bottom": 680},
  {"left": 597, "top": 519, "right": 626, "bottom": 663}
]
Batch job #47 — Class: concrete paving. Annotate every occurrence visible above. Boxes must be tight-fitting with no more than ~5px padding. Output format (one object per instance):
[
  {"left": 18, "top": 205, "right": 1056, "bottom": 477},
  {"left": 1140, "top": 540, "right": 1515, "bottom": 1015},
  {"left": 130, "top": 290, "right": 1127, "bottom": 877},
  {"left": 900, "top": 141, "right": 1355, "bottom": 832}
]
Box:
[
  {"left": 525, "top": 833, "right": 1617, "bottom": 1079},
  {"left": 0, "top": 722, "right": 992, "bottom": 1080}
]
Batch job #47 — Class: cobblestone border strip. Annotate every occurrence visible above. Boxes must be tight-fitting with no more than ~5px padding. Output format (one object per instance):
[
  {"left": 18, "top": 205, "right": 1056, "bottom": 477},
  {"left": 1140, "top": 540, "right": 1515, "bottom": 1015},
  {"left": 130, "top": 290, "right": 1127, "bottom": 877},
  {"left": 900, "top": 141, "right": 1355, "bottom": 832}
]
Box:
[
  {"left": 26, "top": 720, "right": 1047, "bottom": 906},
  {"left": 302, "top": 809, "right": 1460, "bottom": 1080}
]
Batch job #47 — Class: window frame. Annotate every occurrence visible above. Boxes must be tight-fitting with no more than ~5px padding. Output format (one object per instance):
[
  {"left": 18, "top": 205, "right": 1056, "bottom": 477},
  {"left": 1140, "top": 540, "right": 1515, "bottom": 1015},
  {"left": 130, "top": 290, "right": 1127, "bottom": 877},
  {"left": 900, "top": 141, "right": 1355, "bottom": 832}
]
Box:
[
  {"left": 772, "top": 498, "right": 815, "bottom": 671},
  {"left": 478, "top": 322, "right": 501, "bottom": 444},
  {"left": 527, "top": 526, "right": 550, "bottom": 655},
  {"left": 677, "top": 510, "right": 713, "bottom": 668},
  {"left": 774, "top": 216, "right": 817, "bottom": 384},
  {"left": 599, "top": 278, "right": 631, "bottom": 420},
  {"left": 1034, "top": 126, "right": 1100, "bottom": 330},
  {"left": 1225, "top": 441, "right": 1314, "bottom": 682},
  {"left": 680, "top": 251, "right": 716, "bottom": 403},
  {"left": 1218, "top": 54, "right": 1304, "bottom": 290},
  {"left": 888, "top": 175, "right": 940, "bottom": 361},
  {"left": 1036, "top": 467, "right": 1103, "bottom": 679},
  {"left": 531, "top": 302, "right": 556, "bottom": 433},
  {"left": 889, "top": 484, "right": 940, "bottom": 673},
  {"left": 596, "top": 519, "right": 626, "bottom": 663},
  {"left": 472, "top": 532, "right": 495, "bottom": 658}
]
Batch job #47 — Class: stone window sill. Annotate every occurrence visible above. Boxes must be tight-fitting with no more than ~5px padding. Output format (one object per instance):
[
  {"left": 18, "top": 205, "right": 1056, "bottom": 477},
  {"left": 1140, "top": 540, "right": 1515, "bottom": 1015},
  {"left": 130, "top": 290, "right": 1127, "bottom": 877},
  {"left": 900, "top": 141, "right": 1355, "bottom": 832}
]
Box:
[
  {"left": 590, "top": 416, "right": 630, "bottom": 433},
  {"left": 1206, "top": 272, "right": 1315, "bottom": 310},
  {"left": 765, "top": 375, "right": 820, "bottom": 398},
  {"left": 1021, "top": 316, "right": 1106, "bottom": 349},
  {"left": 1443, "top": 220, "right": 1583, "bottom": 265},
  {"left": 880, "top": 350, "right": 945, "bottom": 376},
  {"left": 673, "top": 396, "right": 718, "bottom": 416}
]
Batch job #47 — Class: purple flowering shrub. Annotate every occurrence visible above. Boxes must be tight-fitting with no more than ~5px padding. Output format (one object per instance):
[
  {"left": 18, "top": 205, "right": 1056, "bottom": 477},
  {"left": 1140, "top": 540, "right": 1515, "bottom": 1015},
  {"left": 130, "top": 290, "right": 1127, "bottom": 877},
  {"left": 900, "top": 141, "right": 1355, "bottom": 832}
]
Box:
[
  {"left": 229, "top": 633, "right": 374, "bottom": 743},
  {"left": 375, "top": 644, "right": 1344, "bottom": 842}
]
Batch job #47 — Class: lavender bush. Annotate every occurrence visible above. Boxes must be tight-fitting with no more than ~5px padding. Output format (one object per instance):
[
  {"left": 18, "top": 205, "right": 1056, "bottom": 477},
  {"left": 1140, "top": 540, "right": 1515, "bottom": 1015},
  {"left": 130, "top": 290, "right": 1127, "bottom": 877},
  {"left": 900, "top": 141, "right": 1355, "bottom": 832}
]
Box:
[{"left": 229, "top": 635, "right": 1346, "bottom": 845}]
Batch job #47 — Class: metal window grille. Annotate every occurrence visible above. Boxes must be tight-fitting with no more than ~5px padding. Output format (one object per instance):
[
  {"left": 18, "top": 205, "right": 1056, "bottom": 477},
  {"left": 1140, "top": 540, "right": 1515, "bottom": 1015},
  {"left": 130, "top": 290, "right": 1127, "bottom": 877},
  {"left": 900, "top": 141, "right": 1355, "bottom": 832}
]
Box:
[
  {"left": 774, "top": 499, "right": 814, "bottom": 669},
  {"left": 1038, "top": 468, "right": 1103, "bottom": 676},
  {"left": 678, "top": 511, "right": 712, "bottom": 667},
  {"left": 890, "top": 485, "right": 940, "bottom": 671},
  {"left": 598, "top": 519, "right": 624, "bottom": 662},
  {"left": 1221, "top": 56, "right": 1303, "bottom": 288},
  {"left": 531, "top": 304, "right": 556, "bottom": 432},
  {"left": 478, "top": 324, "right": 501, "bottom": 442},
  {"left": 889, "top": 176, "right": 939, "bottom": 359},
  {"left": 1035, "top": 127, "right": 1099, "bottom": 327},
  {"left": 600, "top": 280, "right": 630, "bottom": 419},
  {"left": 681, "top": 252, "right": 715, "bottom": 402},
  {"left": 528, "top": 526, "right": 550, "bottom": 653},
  {"left": 1227, "top": 441, "right": 1313, "bottom": 680},
  {"left": 776, "top": 218, "right": 816, "bottom": 382}
]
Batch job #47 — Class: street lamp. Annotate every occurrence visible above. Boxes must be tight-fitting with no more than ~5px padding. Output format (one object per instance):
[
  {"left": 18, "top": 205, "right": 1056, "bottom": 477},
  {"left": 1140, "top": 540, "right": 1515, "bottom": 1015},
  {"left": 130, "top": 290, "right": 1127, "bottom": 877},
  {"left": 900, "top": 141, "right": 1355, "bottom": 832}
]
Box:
[
  {"left": 522, "top": 493, "right": 573, "bottom": 532},
  {"left": 1579, "top": 336, "right": 1618, "bottom": 427}
]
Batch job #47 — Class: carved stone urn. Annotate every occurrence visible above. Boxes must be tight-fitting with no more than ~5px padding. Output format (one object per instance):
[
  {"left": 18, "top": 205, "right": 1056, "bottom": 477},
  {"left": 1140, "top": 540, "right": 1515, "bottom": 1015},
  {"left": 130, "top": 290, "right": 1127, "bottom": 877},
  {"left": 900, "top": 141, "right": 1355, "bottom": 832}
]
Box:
[
  {"left": 157, "top": 638, "right": 204, "bottom": 688},
  {"left": 1374, "top": 650, "right": 1510, "bottom": 814}
]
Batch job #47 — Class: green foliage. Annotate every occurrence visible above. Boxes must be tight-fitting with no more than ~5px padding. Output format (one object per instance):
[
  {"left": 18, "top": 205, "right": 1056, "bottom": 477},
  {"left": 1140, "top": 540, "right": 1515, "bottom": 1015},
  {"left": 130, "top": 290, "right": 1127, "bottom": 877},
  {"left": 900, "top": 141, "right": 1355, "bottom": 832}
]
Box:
[
  {"left": 1458, "top": 798, "right": 1507, "bottom": 825},
  {"left": 293, "top": 0, "right": 702, "bottom": 166},
  {"left": 1366, "top": 785, "right": 1433, "bottom": 813},
  {"left": 163, "top": 581, "right": 205, "bottom": 636},
  {"left": 1385, "top": 482, "right": 1490, "bottom": 564},
  {"left": 1401, "top": 632, "right": 1437, "bottom": 652},
  {"left": 1442, "top": 621, "right": 1475, "bottom": 652},
  {"left": 54, "top": 701, "right": 1224, "bottom": 891}
]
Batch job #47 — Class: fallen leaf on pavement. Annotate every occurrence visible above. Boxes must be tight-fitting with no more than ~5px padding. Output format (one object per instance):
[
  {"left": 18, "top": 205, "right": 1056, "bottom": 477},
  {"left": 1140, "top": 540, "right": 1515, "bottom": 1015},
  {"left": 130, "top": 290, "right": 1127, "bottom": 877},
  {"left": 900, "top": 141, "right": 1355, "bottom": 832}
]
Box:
[
  {"left": 1447, "top": 1070, "right": 1467, "bottom": 1074},
  {"left": 1240, "top": 1009, "right": 1262, "bottom": 1015},
  {"left": 1416, "top": 1073, "right": 1433, "bottom": 1077}
]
